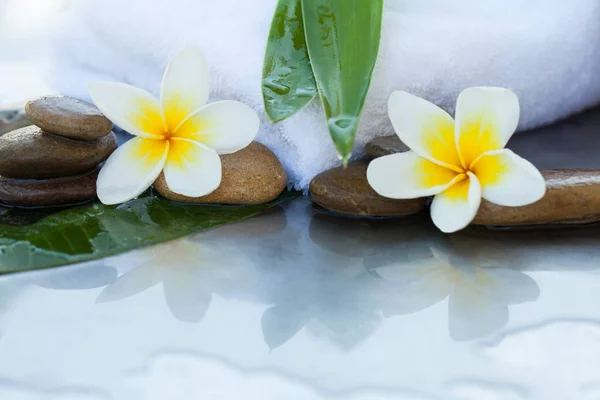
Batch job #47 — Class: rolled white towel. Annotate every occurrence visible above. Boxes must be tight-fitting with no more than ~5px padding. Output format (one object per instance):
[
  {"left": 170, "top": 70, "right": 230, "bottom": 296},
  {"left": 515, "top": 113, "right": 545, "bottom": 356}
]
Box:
[{"left": 46, "top": 0, "right": 600, "bottom": 190}]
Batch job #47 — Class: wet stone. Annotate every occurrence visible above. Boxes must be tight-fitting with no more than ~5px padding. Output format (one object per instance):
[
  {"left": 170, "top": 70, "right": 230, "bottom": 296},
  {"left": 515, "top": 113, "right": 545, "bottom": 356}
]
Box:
[
  {"left": 474, "top": 169, "right": 600, "bottom": 226},
  {"left": 309, "top": 163, "right": 427, "bottom": 217},
  {"left": 0, "top": 126, "right": 117, "bottom": 179},
  {"left": 0, "top": 168, "right": 99, "bottom": 207},
  {"left": 365, "top": 135, "right": 410, "bottom": 159},
  {"left": 25, "top": 95, "right": 113, "bottom": 141},
  {"left": 154, "top": 142, "right": 287, "bottom": 205}
]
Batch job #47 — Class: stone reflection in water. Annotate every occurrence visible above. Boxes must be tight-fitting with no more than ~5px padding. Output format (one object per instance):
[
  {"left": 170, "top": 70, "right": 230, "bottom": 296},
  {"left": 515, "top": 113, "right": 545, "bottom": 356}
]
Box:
[
  {"left": 310, "top": 211, "right": 542, "bottom": 342},
  {"left": 85, "top": 197, "right": 600, "bottom": 348},
  {"left": 96, "top": 207, "right": 288, "bottom": 323},
  {"left": 311, "top": 209, "right": 600, "bottom": 341},
  {"left": 261, "top": 202, "right": 600, "bottom": 348}
]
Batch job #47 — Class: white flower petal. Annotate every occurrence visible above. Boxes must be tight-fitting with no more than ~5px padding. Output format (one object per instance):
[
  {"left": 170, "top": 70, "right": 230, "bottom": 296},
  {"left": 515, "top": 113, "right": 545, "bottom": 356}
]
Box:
[
  {"left": 172, "top": 101, "right": 259, "bottom": 154},
  {"left": 455, "top": 87, "right": 520, "bottom": 168},
  {"left": 472, "top": 149, "right": 546, "bottom": 206},
  {"left": 161, "top": 47, "right": 210, "bottom": 132},
  {"left": 163, "top": 138, "right": 222, "bottom": 197},
  {"left": 388, "top": 91, "right": 462, "bottom": 170},
  {"left": 367, "top": 151, "right": 462, "bottom": 199},
  {"left": 431, "top": 172, "right": 481, "bottom": 233},
  {"left": 89, "top": 82, "right": 165, "bottom": 138},
  {"left": 97, "top": 137, "right": 169, "bottom": 205}
]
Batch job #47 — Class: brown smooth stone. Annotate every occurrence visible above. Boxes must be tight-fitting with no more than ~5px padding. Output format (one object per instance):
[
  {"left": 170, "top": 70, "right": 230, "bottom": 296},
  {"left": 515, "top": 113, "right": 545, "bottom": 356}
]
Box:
[
  {"left": 309, "top": 163, "right": 426, "bottom": 217},
  {"left": 154, "top": 142, "right": 287, "bottom": 205},
  {"left": 365, "top": 135, "right": 410, "bottom": 159},
  {"left": 25, "top": 95, "right": 113, "bottom": 140},
  {"left": 474, "top": 170, "right": 600, "bottom": 226},
  {"left": 0, "top": 168, "right": 99, "bottom": 207},
  {"left": 0, "top": 126, "right": 117, "bottom": 179}
]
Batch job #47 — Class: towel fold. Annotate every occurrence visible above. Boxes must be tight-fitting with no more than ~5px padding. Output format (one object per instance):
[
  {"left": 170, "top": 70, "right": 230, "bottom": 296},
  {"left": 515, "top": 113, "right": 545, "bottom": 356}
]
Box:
[{"left": 47, "top": 0, "right": 600, "bottom": 190}]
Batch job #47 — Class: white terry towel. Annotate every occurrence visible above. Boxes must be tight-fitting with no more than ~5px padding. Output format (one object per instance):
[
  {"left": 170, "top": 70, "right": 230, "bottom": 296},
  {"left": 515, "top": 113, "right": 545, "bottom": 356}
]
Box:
[{"left": 47, "top": 0, "right": 600, "bottom": 190}]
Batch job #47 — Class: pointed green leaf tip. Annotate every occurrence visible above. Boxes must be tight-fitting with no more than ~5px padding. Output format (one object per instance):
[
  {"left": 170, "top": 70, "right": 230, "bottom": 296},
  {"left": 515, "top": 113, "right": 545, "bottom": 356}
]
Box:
[
  {"left": 302, "top": 0, "right": 384, "bottom": 160},
  {"left": 262, "top": 0, "right": 318, "bottom": 123}
]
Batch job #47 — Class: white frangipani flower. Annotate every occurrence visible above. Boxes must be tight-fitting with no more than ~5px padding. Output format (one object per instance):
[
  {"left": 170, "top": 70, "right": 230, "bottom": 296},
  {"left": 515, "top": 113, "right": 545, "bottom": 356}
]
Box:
[
  {"left": 89, "top": 47, "right": 259, "bottom": 205},
  {"left": 367, "top": 87, "right": 546, "bottom": 233}
]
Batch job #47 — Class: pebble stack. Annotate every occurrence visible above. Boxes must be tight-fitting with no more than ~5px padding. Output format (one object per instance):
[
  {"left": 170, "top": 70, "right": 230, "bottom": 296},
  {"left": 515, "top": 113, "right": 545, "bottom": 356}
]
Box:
[{"left": 0, "top": 96, "right": 117, "bottom": 207}]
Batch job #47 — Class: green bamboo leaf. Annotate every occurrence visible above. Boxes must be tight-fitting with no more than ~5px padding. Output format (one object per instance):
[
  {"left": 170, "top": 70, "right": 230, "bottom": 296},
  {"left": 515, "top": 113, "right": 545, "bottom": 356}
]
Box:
[
  {"left": 302, "top": 0, "right": 383, "bottom": 162},
  {"left": 0, "top": 191, "right": 298, "bottom": 274},
  {"left": 262, "top": 0, "right": 318, "bottom": 123}
]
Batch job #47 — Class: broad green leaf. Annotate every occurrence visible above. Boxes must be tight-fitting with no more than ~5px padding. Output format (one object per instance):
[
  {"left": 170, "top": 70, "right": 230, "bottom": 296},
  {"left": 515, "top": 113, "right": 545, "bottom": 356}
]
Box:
[
  {"left": 302, "top": 0, "right": 384, "bottom": 162},
  {"left": 262, "top": 0, "right": 317, "bottom": 122},
  {"left": 0, "top": 191, "right": 298, "bottom": 274}
]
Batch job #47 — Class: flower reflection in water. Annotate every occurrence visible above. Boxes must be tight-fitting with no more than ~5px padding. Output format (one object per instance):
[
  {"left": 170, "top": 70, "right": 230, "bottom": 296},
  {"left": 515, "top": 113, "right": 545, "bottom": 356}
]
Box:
[
  {"left": 97, "top": 237, "right": 256, "bottom": 323},
  {"left": 87, "top": 198, "right": 600, "bottom": 347},
  {"left": 369, "top": 243, "right": 540, "bottom": 341},
  {"left": 311, "top": 211, "right": 541, "bottom": 342}
]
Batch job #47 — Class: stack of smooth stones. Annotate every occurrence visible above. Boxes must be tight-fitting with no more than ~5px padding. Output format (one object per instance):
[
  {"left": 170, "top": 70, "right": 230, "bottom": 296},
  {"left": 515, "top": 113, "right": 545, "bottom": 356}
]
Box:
[{"left": 0, "top": 96, "right": 117, "bottom": 207}]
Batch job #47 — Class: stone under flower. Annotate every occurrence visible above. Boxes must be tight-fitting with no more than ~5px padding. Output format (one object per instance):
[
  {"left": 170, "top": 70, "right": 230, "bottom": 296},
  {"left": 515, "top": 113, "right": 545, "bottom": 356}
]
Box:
[
  {"left": 89, "top": 47, "right": 260, "bottom": 205},
  {"left": 367, "top": 87, "right": 546, "bottom": 233}
]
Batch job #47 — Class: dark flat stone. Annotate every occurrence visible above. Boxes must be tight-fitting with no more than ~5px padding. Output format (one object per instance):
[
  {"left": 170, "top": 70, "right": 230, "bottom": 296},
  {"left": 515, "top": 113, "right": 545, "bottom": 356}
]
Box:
[
  {"left": 0, "top": 126, "right": 117, "bottom": 179},
  {"left": 309, "top": 163, "right": 426, "bottom": 217},
  {"left": 0, "top": 168, "right": 99, "bottom": 207}
]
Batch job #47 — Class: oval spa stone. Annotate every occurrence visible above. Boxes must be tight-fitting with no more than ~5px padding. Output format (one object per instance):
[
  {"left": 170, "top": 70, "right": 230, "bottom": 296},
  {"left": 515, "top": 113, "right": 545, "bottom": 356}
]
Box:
[
  {"left": 0, "top": 168, "right": 99, "bottom": 207},
  {"left": 365, "top": 135, "right": 410, "bottom": 159},
  {"left": 25, "top": 95, "right": 113, "bottom": 140},
  {"left": 154, "top": 142, "right": 287, "bottom": 205},
  {"left": 309, "top": 163, "right": 426, "bottom": 217},
  {"left": 473, "top": 170, "right": 600, "bottom": 226},
  {"left": 0, "top": 126, "right": 117, "bottom": 179}
]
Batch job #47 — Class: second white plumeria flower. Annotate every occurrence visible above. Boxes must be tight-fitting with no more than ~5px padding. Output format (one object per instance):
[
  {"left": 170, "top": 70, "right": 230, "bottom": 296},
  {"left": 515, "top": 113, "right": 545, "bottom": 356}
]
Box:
[
  {"left": 89, "top": 47, "right": 259, "bottom": 205},
  {"left": 367, "top": 87, "right": 546, "bottom": 233}
]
